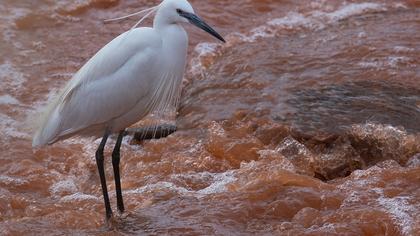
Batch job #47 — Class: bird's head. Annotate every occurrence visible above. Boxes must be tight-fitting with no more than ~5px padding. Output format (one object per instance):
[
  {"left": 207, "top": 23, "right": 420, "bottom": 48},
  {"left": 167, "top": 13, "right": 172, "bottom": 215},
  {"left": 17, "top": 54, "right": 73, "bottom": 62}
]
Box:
[
  {"left": 157, "top": 0, "right": 225, "bottom": 42},
  {"left": 159, "top": 0, "right": 194, "bottom": 24}
]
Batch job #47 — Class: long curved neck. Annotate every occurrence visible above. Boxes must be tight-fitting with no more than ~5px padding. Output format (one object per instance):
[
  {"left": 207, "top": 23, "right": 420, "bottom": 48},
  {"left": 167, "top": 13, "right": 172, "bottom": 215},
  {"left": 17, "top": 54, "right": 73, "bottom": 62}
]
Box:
[
  {"left": 153, "top": 23, "right": 188, "bottom": 82},
  {"left": 159, "top": 24, "right": 188, "bottom": 71},
  {"left": 152, "top": 5, "right": 189, "bottom": 77}
]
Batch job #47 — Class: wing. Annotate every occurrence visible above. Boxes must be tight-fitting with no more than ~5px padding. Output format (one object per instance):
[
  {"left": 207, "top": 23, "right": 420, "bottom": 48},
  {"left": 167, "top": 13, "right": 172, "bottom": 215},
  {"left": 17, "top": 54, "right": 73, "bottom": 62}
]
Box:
[{"left": 33, "top": 28, "right": 162, "bottom": 146}]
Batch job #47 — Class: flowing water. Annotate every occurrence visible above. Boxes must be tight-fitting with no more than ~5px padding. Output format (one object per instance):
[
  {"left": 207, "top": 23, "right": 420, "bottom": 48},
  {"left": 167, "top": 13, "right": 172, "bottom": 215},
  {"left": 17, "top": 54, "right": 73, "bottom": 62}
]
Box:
[{"left": 0, "top": 0, "right": 419, "bottom": 235}]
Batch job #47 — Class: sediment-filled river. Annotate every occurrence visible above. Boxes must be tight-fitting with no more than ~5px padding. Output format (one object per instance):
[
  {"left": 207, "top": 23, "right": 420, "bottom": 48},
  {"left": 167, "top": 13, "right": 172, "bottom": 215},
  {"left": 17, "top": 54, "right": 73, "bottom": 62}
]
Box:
[{"left": 0, "top": 0, "right": 419, "bottom": 235}]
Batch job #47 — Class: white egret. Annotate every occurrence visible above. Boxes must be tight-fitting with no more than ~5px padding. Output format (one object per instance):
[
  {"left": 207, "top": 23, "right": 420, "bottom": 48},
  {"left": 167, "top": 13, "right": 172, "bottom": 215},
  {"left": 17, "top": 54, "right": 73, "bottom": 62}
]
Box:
[{"left": 33, "top": 0, "right": 225, "bottom": 220}]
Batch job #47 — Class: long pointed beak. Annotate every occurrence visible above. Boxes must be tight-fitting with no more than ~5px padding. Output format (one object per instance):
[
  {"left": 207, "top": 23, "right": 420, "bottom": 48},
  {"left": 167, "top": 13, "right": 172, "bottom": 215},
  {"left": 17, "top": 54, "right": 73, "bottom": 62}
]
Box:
[{"left": 179, "top": 12, "right": 225, "bottom": 43}]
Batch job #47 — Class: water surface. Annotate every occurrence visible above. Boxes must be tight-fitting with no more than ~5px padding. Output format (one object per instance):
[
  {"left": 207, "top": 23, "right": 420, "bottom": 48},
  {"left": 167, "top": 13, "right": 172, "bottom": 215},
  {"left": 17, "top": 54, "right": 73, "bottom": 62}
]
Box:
[{"left": 0, "top": 0, "right": 419, "bottom": 235}]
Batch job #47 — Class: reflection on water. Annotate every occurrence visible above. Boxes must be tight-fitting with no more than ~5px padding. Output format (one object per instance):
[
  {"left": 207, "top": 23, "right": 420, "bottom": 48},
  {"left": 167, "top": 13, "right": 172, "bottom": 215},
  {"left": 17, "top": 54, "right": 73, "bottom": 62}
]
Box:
[{"left": 0, "top": 0, "right": 419, "bottom": 235}]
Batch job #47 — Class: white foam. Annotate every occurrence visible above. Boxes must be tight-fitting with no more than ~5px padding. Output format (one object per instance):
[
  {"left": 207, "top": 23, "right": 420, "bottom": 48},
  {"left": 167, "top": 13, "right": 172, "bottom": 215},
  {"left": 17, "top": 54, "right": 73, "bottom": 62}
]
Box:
[
  {"left": 257, "top": 149, "right": 296, "bottom": 172},
  {"left": 338, "top": 165, "right": 383, "bottom": 191},
  {"left": 337, "top": 162, "right": 417, "bottom": 235},
  {"left": 0, "top": 95, "right": 20, "bottom": 105},
  {"left": 406, "top": 154, "right": 420, "bottom": 168},
  {"left": 0, "top": 113, "right": 30, "bottom": 141},
  {"left": 0, "top": 187, "right": 11, "bottom": 198},
  {"left": 126, "top": 171, "right": 236, "bottom": 197},
  {"left": 309, "top": 0, "right": 333, "bottom": 11},
  {"left": 351, "top": 123, "right": 407, "bottom": 138},
  {"left": 340, "top": 190, "right": 364, "bottom": 207},
  {"left": 358, "top": 56, "right": 412, "bottom": 70},
  {"left": 375, "top": 188, "right": 416, "bottom": 235},
  {"left": 188, "top": 2, "right": 388, "bottom": 76},
  {"left": 31, "top": 41, "right": 47, "bottom": 51},
  {"left": 189, "top": 42, "right": 220, "bottom": 76},
  {"left": 125, "top": 181, "right": 190, "bottom": 195},
  {"left": 276, "top": 136, "right": 312, "bottom": 157},
  {"left": 388, "top": 56, "right": 411, "bottom": 67},
  {"left": 185, "top": 139, "right": 204, "bottom": 155},
  {"left": 62, "top": 136, "right": 100, "bottom": 160},
  {"left": 0, "top": 61, "right": 28, "bottom": 91},
  {"left": 268, "top": 12, "right": 318, "bottom": 30},
  {"left": 60, "top": 192, "right": 99, "bottom": 203},
  {"left": 209, "top": 121, "right": 226, "bottom": 136},
  {"left": 358, "top": 31, "right": 367, "bottom": 38},
  {"left": 0, "top": 175, "right": 28, "bottom": 186},
  {"left": 248, "top": 2, "right": 386, "bottom": 42},
  {"left": 0, "top": 8, "right": 30, "bottom": 49},
  {"left": 393, "top": 46, "right": 415, "bottom": 53},
  {"left": 49, "top": 179, "right": 78, "bottom": 196},
  {"left": 393, "top": 3, "right": 408, "bottom": 9},
  {"left": 9, "top": 8, "right": 30, "bottom": 20},
  {"left": 324, "top": 3, "right": 386, "bottom": 21},
  {"left": 308, "top": 223, "right": 338, "bottom": 234},
  {"left": 246, "top": 26, "right": 276, "bottom": 42},
  {"left": 196, "top": 171, "right": 236, "bottom": 195},
  {"left": 358, "top": 60, "right": 383, "bottom": 69},
  {"left": 195, "top": 43, "right": 219, "bottom": 57}
]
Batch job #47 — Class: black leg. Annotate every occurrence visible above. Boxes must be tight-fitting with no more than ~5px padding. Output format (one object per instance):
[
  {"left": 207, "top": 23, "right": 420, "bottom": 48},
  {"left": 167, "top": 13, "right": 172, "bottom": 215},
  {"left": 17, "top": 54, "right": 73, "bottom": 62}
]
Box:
[
  {"left": 112, "top": 130, "right": 125, "bottom": 213},
  {"left": 96, "top": 131, "right": 112, "bottom": 219}
]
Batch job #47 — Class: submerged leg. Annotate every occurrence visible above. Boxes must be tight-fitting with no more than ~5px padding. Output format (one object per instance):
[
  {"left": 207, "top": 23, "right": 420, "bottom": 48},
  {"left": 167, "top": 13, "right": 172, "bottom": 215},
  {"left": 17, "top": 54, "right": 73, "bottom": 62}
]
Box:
[
  {"left": 96, "top": 131, "right": 112, "bottom": 219},
  {"left": 112, "top": 130, "right": 125, "bottom": 213}
]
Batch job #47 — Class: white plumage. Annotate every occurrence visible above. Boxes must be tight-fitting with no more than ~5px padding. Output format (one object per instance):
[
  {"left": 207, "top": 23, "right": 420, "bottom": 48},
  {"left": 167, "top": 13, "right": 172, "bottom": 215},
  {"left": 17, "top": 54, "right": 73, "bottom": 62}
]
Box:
[
  {"left": 32, "top": 0, "right": 224, "bottom": 220},
  {"left": 33, "top": 1, "right": 194, "bottom": 147}
]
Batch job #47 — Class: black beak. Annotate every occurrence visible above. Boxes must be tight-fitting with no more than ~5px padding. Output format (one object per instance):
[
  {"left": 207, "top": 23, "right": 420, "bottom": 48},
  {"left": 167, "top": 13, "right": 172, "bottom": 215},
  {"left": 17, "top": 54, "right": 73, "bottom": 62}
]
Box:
[{"left": 178, "top": 11, "right": 225, "bottom": 43}]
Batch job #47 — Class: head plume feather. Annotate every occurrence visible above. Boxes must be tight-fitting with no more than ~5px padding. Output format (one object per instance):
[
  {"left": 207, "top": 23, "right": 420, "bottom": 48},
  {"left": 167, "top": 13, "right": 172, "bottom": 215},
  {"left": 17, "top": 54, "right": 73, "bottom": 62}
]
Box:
[{"left": 103, "top": 2, "right": 162, "bottom": 29}]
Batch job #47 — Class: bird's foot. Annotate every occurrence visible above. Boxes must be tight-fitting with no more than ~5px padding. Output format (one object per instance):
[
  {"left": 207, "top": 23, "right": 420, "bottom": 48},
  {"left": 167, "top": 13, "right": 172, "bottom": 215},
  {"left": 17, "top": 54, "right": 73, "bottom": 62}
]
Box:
[
  {"left": 118, "top": 210, "right": 131, "bottom": 220},
  {"left": 105, "top": 214, "right": 119, "bottom": 230}
]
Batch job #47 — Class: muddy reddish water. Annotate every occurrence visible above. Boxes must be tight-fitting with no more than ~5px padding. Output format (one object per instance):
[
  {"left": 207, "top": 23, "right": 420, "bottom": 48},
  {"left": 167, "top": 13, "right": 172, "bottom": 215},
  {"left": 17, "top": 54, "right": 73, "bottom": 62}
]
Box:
[{"left": 0, "top": 0, "right": 419, "bottom": 235}]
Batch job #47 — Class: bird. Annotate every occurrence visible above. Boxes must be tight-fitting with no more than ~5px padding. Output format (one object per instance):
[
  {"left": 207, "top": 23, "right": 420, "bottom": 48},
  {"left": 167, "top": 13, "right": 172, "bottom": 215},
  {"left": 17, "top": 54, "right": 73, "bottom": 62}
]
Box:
[{"left": 32, "top": 0, "right": 225, "bottom": 220}]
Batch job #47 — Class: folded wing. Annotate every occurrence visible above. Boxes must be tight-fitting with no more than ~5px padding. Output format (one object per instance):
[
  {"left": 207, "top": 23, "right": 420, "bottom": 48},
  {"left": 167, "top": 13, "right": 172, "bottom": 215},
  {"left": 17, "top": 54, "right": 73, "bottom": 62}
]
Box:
[{"left": 33, "top": 28, "right": 162, "bottom": 147}]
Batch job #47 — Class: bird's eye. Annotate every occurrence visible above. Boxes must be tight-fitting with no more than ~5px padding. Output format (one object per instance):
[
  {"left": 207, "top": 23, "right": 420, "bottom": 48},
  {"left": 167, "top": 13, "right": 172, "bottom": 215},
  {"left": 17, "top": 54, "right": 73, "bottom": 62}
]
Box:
[{"left": 176, "top": 9, "right": 183, "bottom": 14}]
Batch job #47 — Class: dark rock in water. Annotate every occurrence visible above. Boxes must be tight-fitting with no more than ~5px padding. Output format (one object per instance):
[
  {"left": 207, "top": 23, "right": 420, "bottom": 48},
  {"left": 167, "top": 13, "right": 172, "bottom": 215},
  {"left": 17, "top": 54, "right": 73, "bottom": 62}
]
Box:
[{"left": 130, "top": 124, "right": 177, "bottom": 141}]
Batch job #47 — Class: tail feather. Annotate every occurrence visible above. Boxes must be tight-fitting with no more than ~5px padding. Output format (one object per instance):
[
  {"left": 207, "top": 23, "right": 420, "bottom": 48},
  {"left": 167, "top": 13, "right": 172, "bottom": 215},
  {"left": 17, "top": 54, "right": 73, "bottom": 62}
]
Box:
[
  {"left": 32, "top": 107, "right": 61, "bottom": 147},
  {"left": 32, "top": 83, "right": 71, "bottom": 147}
]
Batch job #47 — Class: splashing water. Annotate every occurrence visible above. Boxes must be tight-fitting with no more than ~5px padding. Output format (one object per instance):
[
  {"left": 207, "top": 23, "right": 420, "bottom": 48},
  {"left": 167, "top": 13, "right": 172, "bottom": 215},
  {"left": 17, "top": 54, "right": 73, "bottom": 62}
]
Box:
[{"left": 0, "top": 0, "right": 419, "bottom": 235}]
